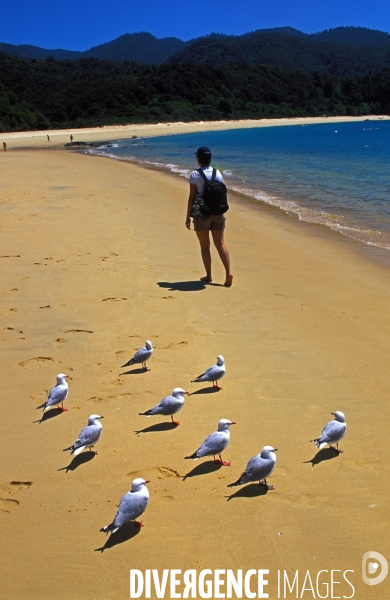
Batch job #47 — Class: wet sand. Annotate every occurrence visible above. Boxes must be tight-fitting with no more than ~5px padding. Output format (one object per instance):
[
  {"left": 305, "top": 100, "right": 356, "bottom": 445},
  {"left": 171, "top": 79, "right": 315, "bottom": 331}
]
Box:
[{"left": 1, "top": 145, "right": 390, "bottom": 599}]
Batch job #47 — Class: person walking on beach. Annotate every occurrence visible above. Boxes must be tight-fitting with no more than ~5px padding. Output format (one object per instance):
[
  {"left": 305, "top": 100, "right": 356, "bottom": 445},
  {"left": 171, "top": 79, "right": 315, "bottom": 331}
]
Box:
[
  {"left": 70, "top": 134, "right": 74, "bottom": 142},
  {"left": 185, "top": 146, "right": 233, "bottom": 287},
  {"left": 3, "top": 141, "right": 7, "bottom": 152}
]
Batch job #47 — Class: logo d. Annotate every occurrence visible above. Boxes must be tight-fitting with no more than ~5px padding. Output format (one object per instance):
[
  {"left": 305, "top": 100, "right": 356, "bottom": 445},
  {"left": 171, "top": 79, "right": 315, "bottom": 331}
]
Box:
[{"left": 362, "top": 552, "right": 388, "bottom": 585}]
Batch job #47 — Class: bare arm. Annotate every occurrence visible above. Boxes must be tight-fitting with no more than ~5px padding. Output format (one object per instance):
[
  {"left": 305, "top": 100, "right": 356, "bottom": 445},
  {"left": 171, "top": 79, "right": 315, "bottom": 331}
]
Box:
[{"left": 185, "top": 183, "right": 198, "bottom": 230}]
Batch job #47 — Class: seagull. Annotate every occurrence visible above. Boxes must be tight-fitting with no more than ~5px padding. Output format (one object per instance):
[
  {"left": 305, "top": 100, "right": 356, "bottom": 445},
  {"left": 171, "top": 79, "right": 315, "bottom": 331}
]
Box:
[
  {"left": 139, "top": 388, "right": 189, "bottom": 425},
  {"left": 185, "top": 418, "right": 235, "bottom": 466},
  {"left": 228, "top": 446, "right": 277, "bottom": 489},
  {"left": 121, "top": 341, "right": 153, "bottom": 370},
  {"left": 191, "top": 355, "right": 226, "bottom": 389},
  {"left": 310, "top": 411, "right": 347, "bottom": 453},
  {"left": 63, "top": 414, "right": 103, "bottom": 456},
  {"left": 100, "top": 478, "right": 150, "bottom": 534},
  {"left": 37, "top": 373, "right": 69, "bottom": 413}
]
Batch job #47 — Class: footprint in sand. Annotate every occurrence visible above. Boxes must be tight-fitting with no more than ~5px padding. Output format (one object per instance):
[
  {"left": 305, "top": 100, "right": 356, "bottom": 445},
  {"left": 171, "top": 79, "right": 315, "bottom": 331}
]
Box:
[
  {"left": 101, "top": 377, "right": 126, "bottom": 392},
  {"left": 65, "top": 329, "right": 93, "bottom": 334},
  {"left": 55, "top": 259, "right": 65, "bottom": 263},
  {"left": 162, "top": 296, "right": 175, "bottom": 300},
  {"left": 0, "top": 481, "right": 33, "bottom": 494},
  {"left": 0, "top": 498, "right": 20, "bottom": 512},
  {"left": 102, "top": 298, "right": 127, "bottom": 302},
  {"left": 161, "top": 341, "right": 188, "bottom": 350},
  {"left": 18, "top": 356, "right": 56, "bottom": 367},
  {"left": 39, "top": 305, "right": 51, "bottom": 309},
  {"left": 55, "top": 337, "right": 67, "bottom": 347},
  {"left": 0, "top": 481, "right": 33, "bottom": 513},
  {"left": 86, "top": 392, "right": 136, "bottom": 405},
  {"left": 0, "top": 255, "right": 21, "bottom": 258},
  {"left": 8, "top": 308, "right": 17, "bottom": 314},
  {"left": 3, "top": 327, "right": 14, "bottom": 331},
  {"left": 127, "top": 467, "right": 180, "bottom": 480}
]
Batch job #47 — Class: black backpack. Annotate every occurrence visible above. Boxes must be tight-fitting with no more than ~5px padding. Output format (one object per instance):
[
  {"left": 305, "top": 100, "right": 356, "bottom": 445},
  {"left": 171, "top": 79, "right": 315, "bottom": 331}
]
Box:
[{"left": 197, "top": 168, "right": 229, "bottom": 215}]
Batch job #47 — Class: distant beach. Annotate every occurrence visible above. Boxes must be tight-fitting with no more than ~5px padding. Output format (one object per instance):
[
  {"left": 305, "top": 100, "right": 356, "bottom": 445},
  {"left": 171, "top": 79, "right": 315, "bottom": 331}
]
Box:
[
  {"left": 3, "top": 114, "right": 389, "bottom": 148},
  {"left": 1, "top": 120, "right": 390, "bottom": 599}
]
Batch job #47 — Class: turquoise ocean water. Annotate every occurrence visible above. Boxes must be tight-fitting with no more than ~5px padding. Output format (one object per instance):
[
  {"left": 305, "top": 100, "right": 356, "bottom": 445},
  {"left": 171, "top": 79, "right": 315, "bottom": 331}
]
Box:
[{"left": 88, "top": 121, "right": 390, "bottom": 251}]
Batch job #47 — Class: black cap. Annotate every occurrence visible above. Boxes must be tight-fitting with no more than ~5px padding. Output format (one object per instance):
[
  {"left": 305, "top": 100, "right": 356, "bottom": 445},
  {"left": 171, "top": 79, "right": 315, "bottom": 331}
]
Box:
[{"left": 195, "top": 146, "right": 212, "bottom": 160}]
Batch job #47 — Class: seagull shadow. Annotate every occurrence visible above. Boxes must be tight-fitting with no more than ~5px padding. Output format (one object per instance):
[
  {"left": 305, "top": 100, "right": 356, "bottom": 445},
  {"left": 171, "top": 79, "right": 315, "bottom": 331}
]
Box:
[
  {"left": 225, "top": 483, "right": 270, "bottom": 501},
  {"left": 188, "top": 387, "right": 221, "bottom": 396},
  {"left": 183, "top": 460, "right": 222, "bottom": 480},
  {"left": 120, "top": 368, "right": 149, "bottom": 375},
  {"left": 135, "top": 422, "right": 179, "bottom": 435},
  {"left": 95, "top": 522, "right": 141, "bottom": 552},
  {"left": 57, "top": 451, "right": 96, "bottom": 472},
  {"left": 304, "top": 447, "right": 340, "bottom": 467},
  {"left": 157, "top": 280, "right": 207, "bottom": 292},
  {"left": 33, "top": 407, "right": 64, "bottom": 423}
]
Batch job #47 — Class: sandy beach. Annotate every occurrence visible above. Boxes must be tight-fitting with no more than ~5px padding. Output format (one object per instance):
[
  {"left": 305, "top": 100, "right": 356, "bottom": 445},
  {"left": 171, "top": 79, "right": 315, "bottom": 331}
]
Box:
[
  {"left": 2, "top": 114, "right": 389, "bottom": 149},
  {"left": 1, "top": 124, "right": 390, "bottom": 599}
]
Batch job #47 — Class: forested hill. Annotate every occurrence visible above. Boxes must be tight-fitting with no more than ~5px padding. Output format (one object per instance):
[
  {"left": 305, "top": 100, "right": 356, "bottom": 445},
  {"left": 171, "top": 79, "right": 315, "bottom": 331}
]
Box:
[
  {"left": 0, "top": 32, "right": 186, "bottom": 64},
  {"left": 1, "top": 52, "right": 389, "bottom": 132},
  {"left": 1, "top": 27, "right": 390, "bottom": 75},
  {"left": 168, "top": 29, "right": 390, "bottom": 77}
]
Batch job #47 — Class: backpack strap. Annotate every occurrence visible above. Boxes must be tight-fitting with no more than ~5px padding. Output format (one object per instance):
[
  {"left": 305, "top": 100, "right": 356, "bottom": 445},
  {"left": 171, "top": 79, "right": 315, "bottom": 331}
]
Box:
[{"left": 197, "top": 168, "right": 217, "bottom": 181}]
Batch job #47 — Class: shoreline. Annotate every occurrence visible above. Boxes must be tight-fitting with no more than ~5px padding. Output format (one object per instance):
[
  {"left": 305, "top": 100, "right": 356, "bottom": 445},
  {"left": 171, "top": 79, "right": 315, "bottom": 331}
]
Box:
[
  {"left": 2, "top": 114, "right": 389, "bottom": 149},
  {"left": 1, "top": 148, "right": 390, "bottom": 598}
]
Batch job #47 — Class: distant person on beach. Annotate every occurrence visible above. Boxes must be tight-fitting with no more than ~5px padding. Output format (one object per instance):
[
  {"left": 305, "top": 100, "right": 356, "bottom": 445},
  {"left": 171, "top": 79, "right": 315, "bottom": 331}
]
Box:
[
  {"left": 3, "top": 141, "right": 7, "bottom": 152},
  {"left": 47, "top": 135, "right": 51, "bottom": 142},
  {"left": 70, "top": 134, "right": 74, "bottom": 142},
  {"left": 185, "top": 146, "right": 233, "bottom": 287}
]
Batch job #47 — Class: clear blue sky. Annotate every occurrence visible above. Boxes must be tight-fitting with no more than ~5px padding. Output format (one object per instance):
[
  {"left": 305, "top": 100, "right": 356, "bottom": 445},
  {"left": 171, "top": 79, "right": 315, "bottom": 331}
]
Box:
[{"left": 1, "top": 0, "right": 389, "bottom": 50}]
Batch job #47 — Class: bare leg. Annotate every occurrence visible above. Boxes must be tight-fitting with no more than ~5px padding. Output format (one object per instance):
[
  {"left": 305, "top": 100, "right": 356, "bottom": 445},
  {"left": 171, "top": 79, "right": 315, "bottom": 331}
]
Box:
[
  {"left": 211, "top": 229, "right": 232, "bottom": 286},
  {"left": 196, "top": 231, "right": 212, "bottom": 281}
]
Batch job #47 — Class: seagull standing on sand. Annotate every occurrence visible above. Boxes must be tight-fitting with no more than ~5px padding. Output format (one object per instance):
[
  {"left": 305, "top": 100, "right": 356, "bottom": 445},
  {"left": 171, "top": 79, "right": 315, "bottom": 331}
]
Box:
[
  {"left": 100, "top": 478, "right": 150, "bottom": 534},
  {"left": 310, "top": 411, "right": 347, "bottom": 453},
  {"left": 63, "top": 414, "right": 103, "bottom": 456},
  {"left": 185, "top": 418, "right": 235, "bottom": 466},
  {"left": 228, "top": 446, "right": 278, "bottom": 489},
  {"left": 139, "top": 388, "right": 189, "bottom": 425},
  {"left": 191, "top": 355, "right": 226, "bottom": 389},
  {"left": 121, "top": 341, "right": 153, "bottom": 370},
  {"left": 37, "top": 373, "right": 69, "bottom": 413}
]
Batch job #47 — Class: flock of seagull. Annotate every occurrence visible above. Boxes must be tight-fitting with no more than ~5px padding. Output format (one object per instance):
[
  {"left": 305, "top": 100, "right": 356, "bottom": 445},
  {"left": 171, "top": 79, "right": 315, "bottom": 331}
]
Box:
[{"left": 37, "top": 340, "right": 348, "bottom": 535}]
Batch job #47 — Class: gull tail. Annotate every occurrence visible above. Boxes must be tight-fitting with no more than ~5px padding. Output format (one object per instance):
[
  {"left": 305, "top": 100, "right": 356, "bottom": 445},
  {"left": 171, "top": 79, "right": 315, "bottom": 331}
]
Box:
[
  {"left": 227, "top": 476, "right": 243, "bottom": 488},
  {"left": 139, "top": 409, "right": 152, "bottom": 416},
  {"left": 191, "top": 374, "right": 203, "bottom": 383},
  {"left": 37, "top": 402, "right": 47, "bottom": 410},
  {"left": 310, "top": 438, "right": 324, "bottom": 449},
  {"left": 121, "top": 359, "right": 135, "bottom": 368},
  {"left": 185, "top": 451, "right": 199, "bottom": 460},
  {"left": 63, "top": 445, "right": 74, "bottom": 453},
  {"left": 100, "top": 522, "right": 119, "bottom": 535}
]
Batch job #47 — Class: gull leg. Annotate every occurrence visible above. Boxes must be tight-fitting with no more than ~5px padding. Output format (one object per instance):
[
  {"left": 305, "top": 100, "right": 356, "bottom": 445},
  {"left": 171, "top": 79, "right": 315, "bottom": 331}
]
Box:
[
  {"left": 260, "top": 478, "right": 275, "bottom": 490},
  {"left": 134, "top": 520, "right": 144, "bottom": 528},
  {"left": 59, "top": 402, "right": 68, "bottom": 412},
  {"left": 171, "top": 415, "right": 180, "bottom": 426},
  {"left": 215, "top": 454, "right": 230, "bottom": 467},
  {"left": 213, "top": 381, "right": 223, "bottom": 390}
]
